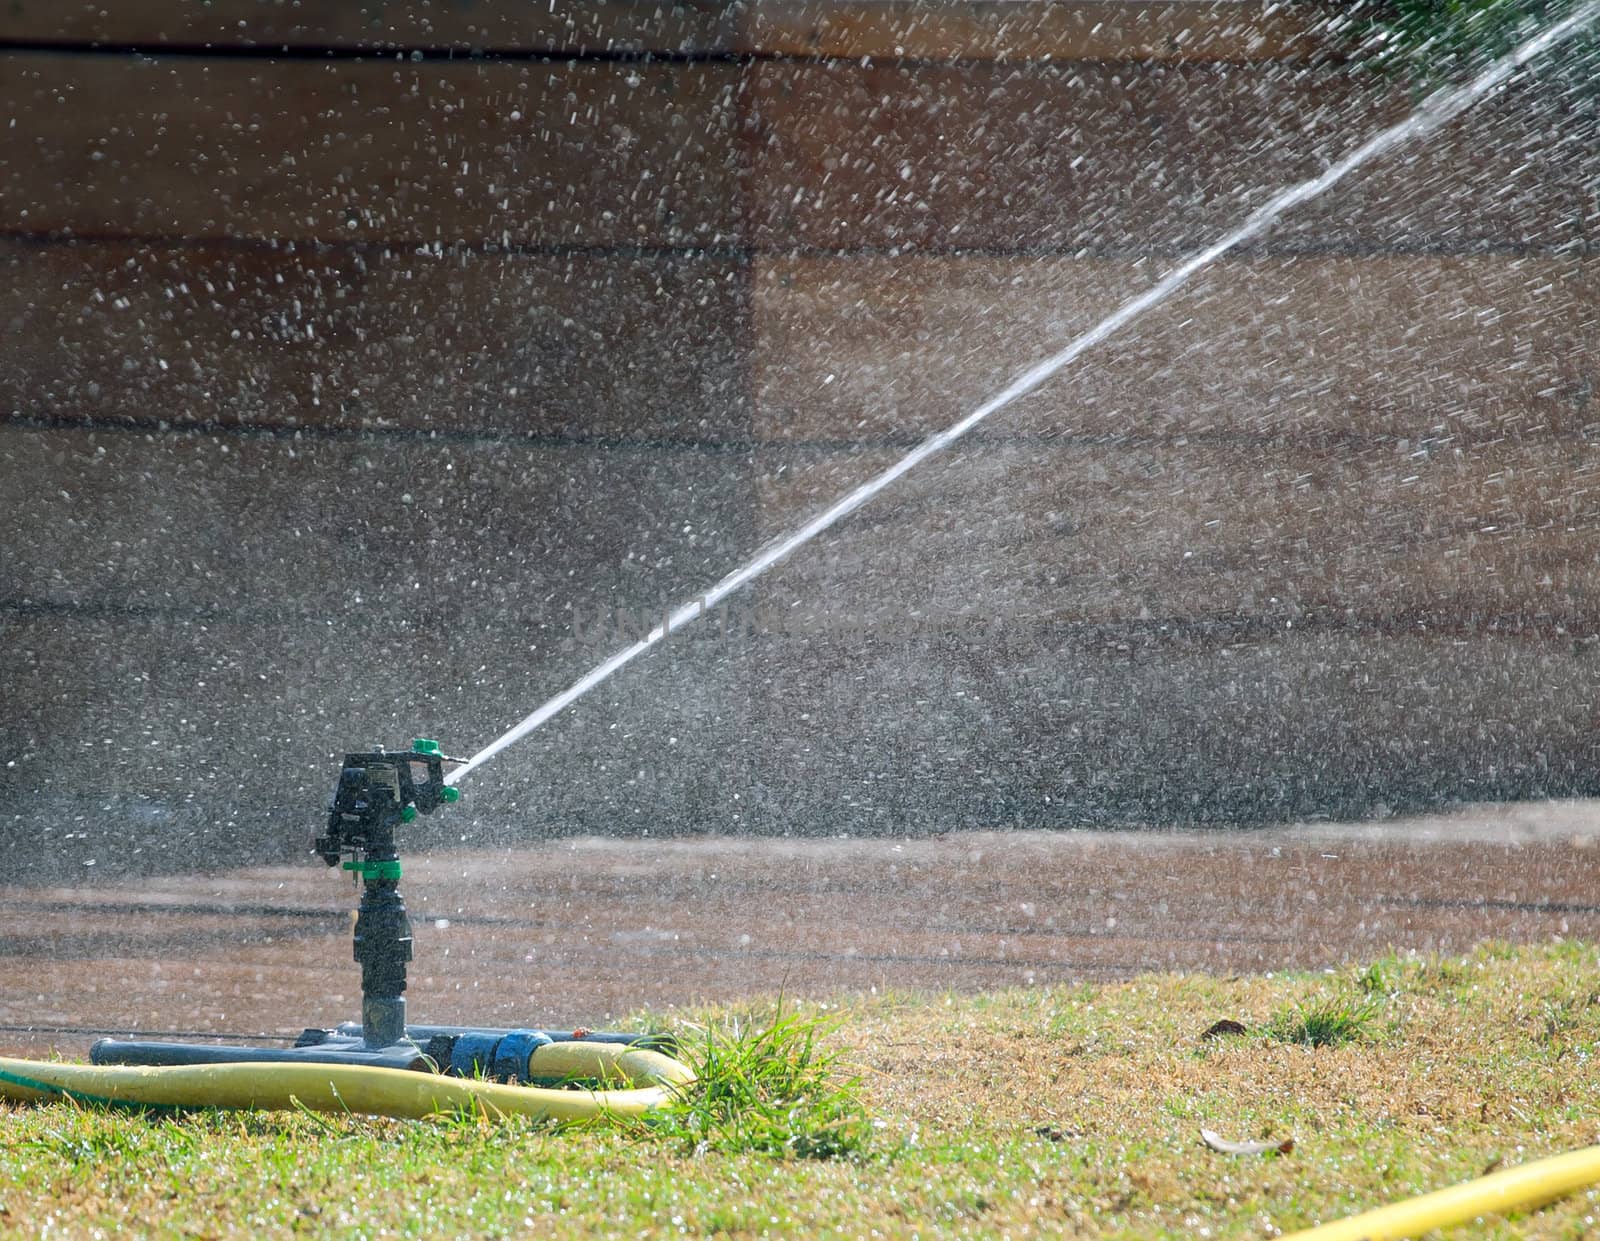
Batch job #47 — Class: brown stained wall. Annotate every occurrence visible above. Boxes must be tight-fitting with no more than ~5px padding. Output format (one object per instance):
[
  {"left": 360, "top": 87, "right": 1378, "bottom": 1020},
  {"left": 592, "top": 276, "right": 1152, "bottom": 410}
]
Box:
[
  {"left": 3, "top": 3, "right": 1598, "bottom": 872},
  {"left": 0, "top": 3, "right": 1322, "bottom": 59}
]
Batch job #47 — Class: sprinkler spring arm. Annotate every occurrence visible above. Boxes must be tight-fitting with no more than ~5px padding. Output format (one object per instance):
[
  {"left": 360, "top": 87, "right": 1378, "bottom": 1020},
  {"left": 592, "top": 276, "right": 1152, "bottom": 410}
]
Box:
[{"left": 313, "top": 739, "right": 463, "bottom": 1048}]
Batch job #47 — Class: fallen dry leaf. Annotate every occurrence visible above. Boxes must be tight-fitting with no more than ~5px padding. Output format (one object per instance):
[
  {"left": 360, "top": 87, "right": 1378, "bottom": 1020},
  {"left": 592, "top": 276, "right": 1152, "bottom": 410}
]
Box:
[{"left": 1200, "top": 1128, "right": 1294, "bottom": 1156}]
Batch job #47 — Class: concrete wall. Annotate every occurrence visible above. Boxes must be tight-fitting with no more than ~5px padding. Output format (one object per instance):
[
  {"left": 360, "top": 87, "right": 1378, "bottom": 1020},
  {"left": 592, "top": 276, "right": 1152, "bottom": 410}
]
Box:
[{"left": 3, "top": 3, "right": 1597, "bottom": 877}]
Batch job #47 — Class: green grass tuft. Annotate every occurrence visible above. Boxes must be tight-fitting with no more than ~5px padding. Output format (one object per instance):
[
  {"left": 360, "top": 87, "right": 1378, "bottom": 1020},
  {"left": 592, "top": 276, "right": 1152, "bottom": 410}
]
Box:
[
  {"left": 1355, "top": 960, "right": 1393, "bottom": 996},
  {"left": 640, "top": 1003, "right": 874, "bottom": 1160},
  {"left": 1267, "top": 993, "right": 1382, "bottom": 1049}
]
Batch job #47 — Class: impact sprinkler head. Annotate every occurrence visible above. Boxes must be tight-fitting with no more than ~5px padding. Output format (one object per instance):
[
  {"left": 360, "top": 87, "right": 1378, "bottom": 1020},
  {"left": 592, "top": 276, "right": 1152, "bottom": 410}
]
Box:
[{"left": 314, "top": 739, "right": 465, "bottom": 866}]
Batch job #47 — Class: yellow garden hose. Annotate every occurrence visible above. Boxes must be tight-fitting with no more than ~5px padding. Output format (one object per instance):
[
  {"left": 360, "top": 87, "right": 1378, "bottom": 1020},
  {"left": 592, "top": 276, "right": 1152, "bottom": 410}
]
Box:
[
  {"left": 10, "top": 1044, "right": 1600, "bottom": 1233},
  {"left": 1282, "top": 1144, "right": 1600, "bottom": 1239},
  {"left": 0, "top": 1041, "right": 693, "bottom": 1123}
]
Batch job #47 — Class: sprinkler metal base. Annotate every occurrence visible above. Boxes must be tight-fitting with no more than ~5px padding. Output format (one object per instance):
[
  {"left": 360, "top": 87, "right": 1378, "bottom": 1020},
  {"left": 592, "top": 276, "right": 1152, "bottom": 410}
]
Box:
[{"left": 90, "top": 1023, "right": 668, "bottom": 1084}]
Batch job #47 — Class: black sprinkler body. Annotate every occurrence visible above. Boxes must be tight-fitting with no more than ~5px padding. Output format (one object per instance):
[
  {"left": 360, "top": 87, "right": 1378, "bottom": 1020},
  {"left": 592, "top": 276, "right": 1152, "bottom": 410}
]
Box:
[
  {"left": 91, "top": 739, "right": 665, "bottom": 1080},
  {"left": 314, "top": 742, "right": 461, "bottom": 1048}
]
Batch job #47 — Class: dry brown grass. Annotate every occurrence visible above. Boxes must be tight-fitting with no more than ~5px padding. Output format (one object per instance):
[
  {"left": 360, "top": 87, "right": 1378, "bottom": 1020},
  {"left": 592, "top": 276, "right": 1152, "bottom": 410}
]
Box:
[{"left": 3, "top": 942, "right": 1599, "bottom": 1238}]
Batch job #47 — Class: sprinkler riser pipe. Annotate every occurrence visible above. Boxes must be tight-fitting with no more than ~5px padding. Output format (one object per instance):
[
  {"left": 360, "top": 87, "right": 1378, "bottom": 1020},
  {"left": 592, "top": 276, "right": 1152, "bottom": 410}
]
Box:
[{"left": 351, "top": 877, "right": 413, "bottom": 1047}]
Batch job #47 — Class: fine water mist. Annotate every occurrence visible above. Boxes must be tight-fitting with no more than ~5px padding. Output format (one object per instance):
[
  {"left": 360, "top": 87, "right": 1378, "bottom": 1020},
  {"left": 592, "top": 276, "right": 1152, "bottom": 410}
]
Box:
[
  {"left": 448, "top": 0, "right": 1600, "bottom": 792},
  {"left": 4, "top": 3, "right": 1599, "bottom": 876}
]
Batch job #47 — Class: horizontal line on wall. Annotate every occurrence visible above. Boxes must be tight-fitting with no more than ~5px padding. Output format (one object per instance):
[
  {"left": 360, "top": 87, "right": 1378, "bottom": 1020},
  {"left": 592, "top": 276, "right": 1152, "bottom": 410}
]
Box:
[
  {"left": 3, "top": 593, "right": 1594, "bottom": 647},
  {"left": 0, "top": 596, "right": 363, "bottom": 627},
  {"left": 0, "top": 231, "right": 754, "bottom": 262},
  {"left": 0, "top": 411, "right": 761, "bottom": 451},
  {"left": 0, "top": 39, "right": 766, "bottom": 65},
  {"left": 0, "top": 39, "right": 1327, "bottom": 69},
  {"left": 4, "top": 411, "right": 1593, "bottom": 454},
  {"left": 0, "top": 229, "right": 1587, "bottom": 263}
]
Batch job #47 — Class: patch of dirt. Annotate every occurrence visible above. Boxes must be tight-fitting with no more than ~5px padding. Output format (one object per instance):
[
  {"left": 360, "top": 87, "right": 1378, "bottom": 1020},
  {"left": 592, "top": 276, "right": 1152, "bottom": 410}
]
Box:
[{"left": 2, "top": 802, "right": 1596, "bottom": 1058}]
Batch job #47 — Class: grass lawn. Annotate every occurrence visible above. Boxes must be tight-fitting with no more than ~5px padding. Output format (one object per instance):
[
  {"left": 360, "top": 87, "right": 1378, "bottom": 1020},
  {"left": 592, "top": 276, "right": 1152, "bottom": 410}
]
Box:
[{"left": 3, "top": 941, "right": 1599, "bottom": 1238}]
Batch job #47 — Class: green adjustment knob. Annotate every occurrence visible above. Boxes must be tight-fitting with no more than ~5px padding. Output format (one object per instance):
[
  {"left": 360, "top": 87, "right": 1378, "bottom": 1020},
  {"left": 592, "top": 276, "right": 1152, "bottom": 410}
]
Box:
[
  {"left": 400, "top": 804, "right": 418, "bottom": 823},
  {"left": 412, "top": 738, "right": 440, "bottom": 755},
  {"left": 440, "top": 786, "right": 461, "bottom": 803}
]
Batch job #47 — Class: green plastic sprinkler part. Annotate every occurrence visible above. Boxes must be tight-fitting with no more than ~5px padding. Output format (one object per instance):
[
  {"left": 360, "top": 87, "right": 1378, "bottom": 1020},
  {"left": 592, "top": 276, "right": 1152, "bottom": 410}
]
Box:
[
  {"left": 400, "top": 804, "right": 418, "bottom": 823},
  {"left": 412, "top": 738, "right": 440, "bottom": 755},
  {"left": 440, "top": 786, "right": 461, "bottom": 803},
  {"left": 343, "top": 859, "right": 403, "bottom": 881}
]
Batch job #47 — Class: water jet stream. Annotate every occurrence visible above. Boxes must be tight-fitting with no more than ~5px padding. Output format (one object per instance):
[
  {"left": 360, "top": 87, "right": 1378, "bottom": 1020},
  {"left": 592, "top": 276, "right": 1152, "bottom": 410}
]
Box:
[{"left": 447, "top": 2, "right": 1600, "bottom": 788}]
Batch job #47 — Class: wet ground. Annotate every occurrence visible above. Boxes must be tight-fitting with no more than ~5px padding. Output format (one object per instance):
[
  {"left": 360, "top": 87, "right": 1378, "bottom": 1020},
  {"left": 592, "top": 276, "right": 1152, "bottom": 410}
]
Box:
[{"left": 3, "top": 801, "right": 1597, "bottom": 1059}]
